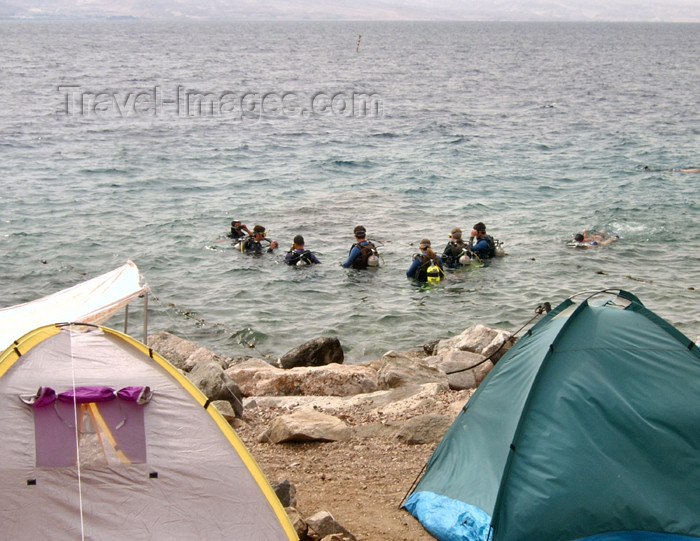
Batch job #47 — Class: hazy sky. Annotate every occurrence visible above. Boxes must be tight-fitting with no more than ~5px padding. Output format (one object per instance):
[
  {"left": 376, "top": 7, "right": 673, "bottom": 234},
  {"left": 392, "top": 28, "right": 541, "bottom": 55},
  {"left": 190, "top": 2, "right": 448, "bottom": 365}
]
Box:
[{"left": 3, "top": 0, "right": 700, "bottom": 22}]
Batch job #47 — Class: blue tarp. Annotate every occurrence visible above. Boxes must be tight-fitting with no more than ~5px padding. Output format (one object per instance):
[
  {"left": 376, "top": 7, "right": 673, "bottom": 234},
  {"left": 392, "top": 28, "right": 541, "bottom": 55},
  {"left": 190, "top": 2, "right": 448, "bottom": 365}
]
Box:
[{"left": 403, "top": 491, "right": 491, "bottom": 541}]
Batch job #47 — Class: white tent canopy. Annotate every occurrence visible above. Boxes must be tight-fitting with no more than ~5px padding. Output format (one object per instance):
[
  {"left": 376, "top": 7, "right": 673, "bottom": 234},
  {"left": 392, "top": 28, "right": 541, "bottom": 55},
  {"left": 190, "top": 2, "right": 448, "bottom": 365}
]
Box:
[{"left": 0, "top": 260, "right": 147, "bottom": 351}]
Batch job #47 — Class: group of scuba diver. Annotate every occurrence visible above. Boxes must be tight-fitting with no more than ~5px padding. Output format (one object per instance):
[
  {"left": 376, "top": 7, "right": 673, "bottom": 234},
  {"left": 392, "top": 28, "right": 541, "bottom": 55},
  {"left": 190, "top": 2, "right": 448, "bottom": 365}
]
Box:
[
  {"left": 227, "top": 220, "right": 504, "bottom": 284},
  {"left": 405, "top": 223, "right": 503, "bottom": 283}
]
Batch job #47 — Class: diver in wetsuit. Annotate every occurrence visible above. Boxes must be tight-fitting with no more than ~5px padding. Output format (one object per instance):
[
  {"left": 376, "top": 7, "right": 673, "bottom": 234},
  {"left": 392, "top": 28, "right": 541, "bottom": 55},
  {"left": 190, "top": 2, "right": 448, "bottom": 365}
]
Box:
[
  {"left": 441, "top": 228, "right": 470, "bottom": 267},
  {"left": 227, "top": 220, "right": 252, "bottom": 239},
  {"left": 468, "top": 222, "right": 496, "bottom": 260},
  {"left": 407, "top": 239, "right": 445, "bottom": 282},
  {"left": 240, "top": 224, "right": 279, "bottom": 254},
  {"left": 342, "top": 225, "right": 379, "bottom": 269},
  {"left": 285, "top": 235, "right": 321, "bottom": 265}
]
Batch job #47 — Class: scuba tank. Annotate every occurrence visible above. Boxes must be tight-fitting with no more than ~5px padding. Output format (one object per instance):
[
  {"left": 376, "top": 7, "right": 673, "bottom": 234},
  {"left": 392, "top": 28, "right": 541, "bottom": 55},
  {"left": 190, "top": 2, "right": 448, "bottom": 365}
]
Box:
[
  {"left": 495, "top": 240, "right": 505, "bottom": 257},
  {"left": 426, "top": 260, "right": 444, "bottom": 283},
  {"left": 236, "top": 235, "right": 254, "bottom": 253},
  {"left": 366, "top": 243, "right": 380, "bottom": 267},
  {"left": 286, "top": 247, "right": 313, "bottom": 266}
]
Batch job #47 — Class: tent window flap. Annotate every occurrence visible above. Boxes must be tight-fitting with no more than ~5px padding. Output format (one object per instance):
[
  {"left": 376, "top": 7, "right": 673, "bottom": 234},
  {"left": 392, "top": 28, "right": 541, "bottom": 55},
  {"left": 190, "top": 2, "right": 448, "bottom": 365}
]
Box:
[{"left": 21, "top": 386, "right": 151, "bottom": 468}]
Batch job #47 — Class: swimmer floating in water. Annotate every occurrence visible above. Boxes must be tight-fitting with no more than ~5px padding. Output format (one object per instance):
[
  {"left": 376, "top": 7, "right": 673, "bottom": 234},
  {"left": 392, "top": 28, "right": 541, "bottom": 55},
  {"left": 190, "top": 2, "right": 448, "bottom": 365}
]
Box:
[{"left": 571, "top": 230, "right": 619, "bottom": 248}]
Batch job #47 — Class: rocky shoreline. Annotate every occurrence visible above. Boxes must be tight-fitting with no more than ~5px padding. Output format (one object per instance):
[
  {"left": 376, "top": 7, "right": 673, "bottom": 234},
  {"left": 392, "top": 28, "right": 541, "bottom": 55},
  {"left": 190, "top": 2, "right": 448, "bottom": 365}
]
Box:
[{"left": 147, "top": 324, "right": 517, "bottom": 541}]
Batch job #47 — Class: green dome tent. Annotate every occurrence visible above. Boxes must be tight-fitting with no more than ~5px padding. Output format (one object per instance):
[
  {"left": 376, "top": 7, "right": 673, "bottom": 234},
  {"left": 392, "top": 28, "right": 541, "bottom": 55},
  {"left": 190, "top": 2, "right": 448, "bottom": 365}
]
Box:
[{"left": 404, "top": 290, "right": 700, "bottom": 541}]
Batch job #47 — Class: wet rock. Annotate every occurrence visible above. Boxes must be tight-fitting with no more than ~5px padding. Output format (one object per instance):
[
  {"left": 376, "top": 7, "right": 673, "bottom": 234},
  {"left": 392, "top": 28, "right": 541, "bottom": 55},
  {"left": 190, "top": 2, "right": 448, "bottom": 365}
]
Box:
[
  {"left": 279, "top": 336, "right": 344, "bottom": 369},
  {"left": 422, "top": 339, "right": 442, "bottom": 355}
]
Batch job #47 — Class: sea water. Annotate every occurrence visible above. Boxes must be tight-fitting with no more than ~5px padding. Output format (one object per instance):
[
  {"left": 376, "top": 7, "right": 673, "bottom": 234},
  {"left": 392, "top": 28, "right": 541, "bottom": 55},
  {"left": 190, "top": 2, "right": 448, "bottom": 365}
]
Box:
[{"left": 1, "top": 21, "right": 699, "bottom": 362}]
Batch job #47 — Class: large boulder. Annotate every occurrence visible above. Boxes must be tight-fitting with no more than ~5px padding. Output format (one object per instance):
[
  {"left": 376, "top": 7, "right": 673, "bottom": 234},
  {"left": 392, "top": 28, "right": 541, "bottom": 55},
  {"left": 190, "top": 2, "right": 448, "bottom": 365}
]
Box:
[
  {"left": 279, "top": 336, "right": 344, "bottom": 369},
  {"left": 259, "top": 410, "right": 351, "bottom": 443},
  {"left": 147, "top": 331, "right": 200, "bottom": 370},
  {"left": 147, "top": 331, "right": 234, "bottom": 371},
  {"left": 376, "top": 351, "right": 449, "bottom": 390},
  {"left": 188, "top": 361, "right": 243, "bottom": 417},
  {"left": 243, "top": 383, "right": 451, "bottom": 416},
  {"left": 425, "top": 350, "right": 493, "bottom": 390},
  {"left": 227, "top": 363, "right": 378, "bottom": 397},
  {"left": 369, "top": 383, "right": 452, "bottom": 418},
  {"left": 435, "top": 324, "right": 515, "bottom": 363}
]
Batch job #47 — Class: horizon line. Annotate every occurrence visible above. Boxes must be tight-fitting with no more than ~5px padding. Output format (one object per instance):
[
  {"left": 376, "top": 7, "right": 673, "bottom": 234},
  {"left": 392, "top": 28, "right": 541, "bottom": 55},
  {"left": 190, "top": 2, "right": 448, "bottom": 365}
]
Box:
[{"left": 3, "top": 16, "right": 700, "bottom": 23}]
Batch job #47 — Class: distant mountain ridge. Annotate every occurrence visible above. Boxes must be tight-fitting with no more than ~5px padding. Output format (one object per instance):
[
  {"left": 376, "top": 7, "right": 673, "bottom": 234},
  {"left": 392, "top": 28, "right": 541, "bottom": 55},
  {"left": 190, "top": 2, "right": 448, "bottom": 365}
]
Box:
[{"left": 2, "top": 0, "right": 699, "bottom": 22}]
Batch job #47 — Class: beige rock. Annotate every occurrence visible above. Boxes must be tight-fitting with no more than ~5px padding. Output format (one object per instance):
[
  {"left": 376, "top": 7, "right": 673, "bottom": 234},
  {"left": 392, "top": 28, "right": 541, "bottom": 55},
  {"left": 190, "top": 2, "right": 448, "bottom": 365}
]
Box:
[
  {"left": 147, "top": 331, "right": 234, "bottom": 371},
  {"left": 394, "top": 413, "right": 453, "bottom": 444},
  {"left": 227, "top": 363, "right": 378, "bottom": 397},
  {"left": 351, "top": 422, "right": 401, "bottom": 439},
  {"left": 374, "top": 383, "right": 448, "bottom": 417},
  {"left": 435, "top": 323, "right": 514, "bottom": 362},
  {"left": 284, "top": 507, "right": 308, "bottom": 540},
  {"left": 425, "top": 350, "right": 494, "bottom": 390},
  {"left": 259, "top": 410, "right": 352, "bottom": 443},
  {"left": 376, "top": 352, "right": 449, "bottom": 390},
  {"left": 147, "top": 331, "right": 200, "bottom": 370},
  {"left": 306, "top": 511, "right": 356, "bottom": 541},
  {"left": 234, "top": 358, "right": 277, "bottom": 370},
  {"left": 243, "top": 383, "right": 445, "bottom": 413},
  {"left": 211, "top": 400, "right": 236, "bottom": 422},
  {"left": 447, "top": 392, "right": 472, "bottom": 417}
]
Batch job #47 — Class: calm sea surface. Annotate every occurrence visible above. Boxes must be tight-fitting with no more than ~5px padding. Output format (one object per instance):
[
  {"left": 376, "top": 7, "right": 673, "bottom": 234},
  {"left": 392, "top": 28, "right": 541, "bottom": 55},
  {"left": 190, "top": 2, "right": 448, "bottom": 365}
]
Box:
[{"left": 1, "top": 21, "right": 699, "bottom": 362}]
